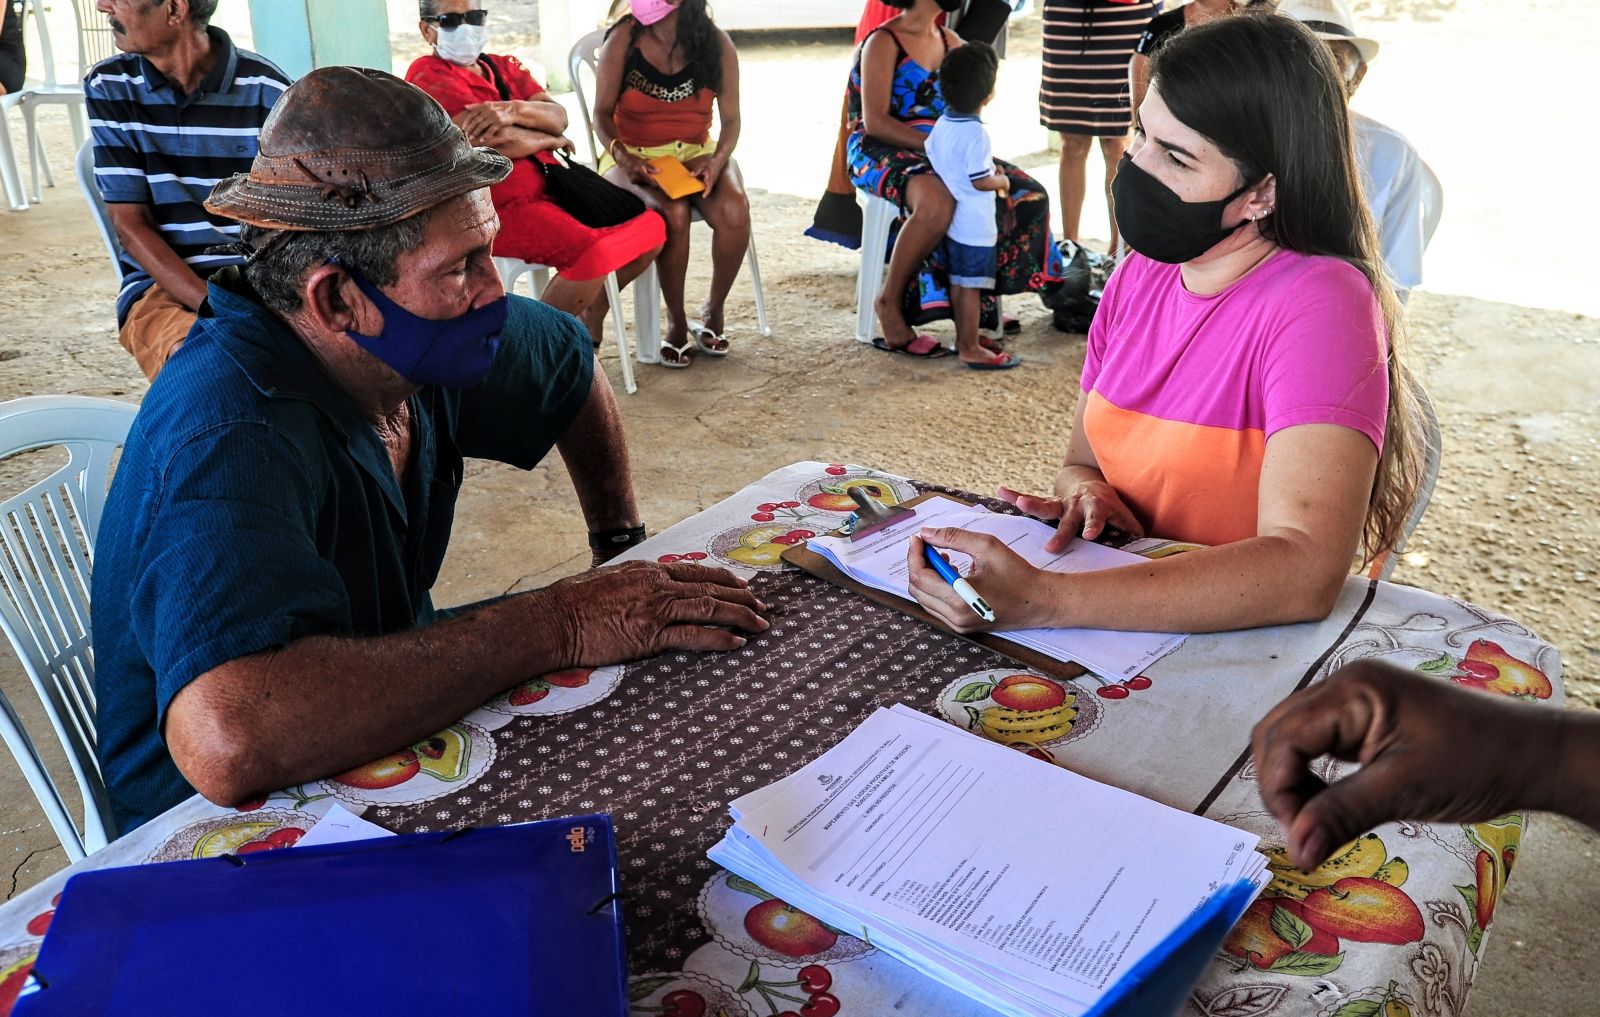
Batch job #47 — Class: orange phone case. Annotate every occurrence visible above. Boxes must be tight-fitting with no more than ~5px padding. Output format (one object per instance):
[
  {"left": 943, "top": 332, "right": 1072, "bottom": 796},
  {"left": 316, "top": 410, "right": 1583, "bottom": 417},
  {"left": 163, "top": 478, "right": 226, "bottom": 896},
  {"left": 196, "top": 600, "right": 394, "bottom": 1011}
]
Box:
[{"left": 646, "top": 155, "right": 707, "bottom": 199}]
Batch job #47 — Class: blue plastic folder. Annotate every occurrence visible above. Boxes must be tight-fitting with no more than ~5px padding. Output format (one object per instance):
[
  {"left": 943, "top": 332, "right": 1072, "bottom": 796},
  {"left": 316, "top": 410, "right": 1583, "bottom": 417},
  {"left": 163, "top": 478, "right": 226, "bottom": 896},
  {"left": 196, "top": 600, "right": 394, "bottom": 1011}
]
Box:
[
  {"left": 1084, "top": 879, "right": 1261, "bottom": 1017},
  {"left": 15, "top": 815, "right": 628, "bottom": 1017}
]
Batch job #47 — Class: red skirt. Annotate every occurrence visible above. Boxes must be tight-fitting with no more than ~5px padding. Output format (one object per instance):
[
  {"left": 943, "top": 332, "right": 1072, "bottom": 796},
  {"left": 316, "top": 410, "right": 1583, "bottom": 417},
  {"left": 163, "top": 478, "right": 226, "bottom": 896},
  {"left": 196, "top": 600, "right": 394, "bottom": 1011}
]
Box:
[{"left": 490, "top": 160, "right": 666, "bottom": 281}]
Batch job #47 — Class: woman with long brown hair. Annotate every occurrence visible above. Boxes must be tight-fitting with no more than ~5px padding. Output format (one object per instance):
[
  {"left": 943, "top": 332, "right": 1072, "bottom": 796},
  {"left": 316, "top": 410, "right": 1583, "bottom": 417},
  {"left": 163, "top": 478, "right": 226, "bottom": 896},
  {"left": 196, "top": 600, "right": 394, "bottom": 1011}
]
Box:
[{"left": 906, "top": 11, "right": 1426, "bottom": 634}]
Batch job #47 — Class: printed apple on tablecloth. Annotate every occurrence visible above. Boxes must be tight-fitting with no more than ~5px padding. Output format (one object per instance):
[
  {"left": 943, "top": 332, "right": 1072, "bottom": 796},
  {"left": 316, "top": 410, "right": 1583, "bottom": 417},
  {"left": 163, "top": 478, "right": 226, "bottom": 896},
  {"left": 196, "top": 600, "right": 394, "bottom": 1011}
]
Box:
[
  {"left": 1226, "top": 832, "right": 1424, "bottom": 978},
  {"left": 146, "top": 808, "right": 314, "bottom": 863},
  {"left": 471, "top": 665, "right": 625, "bottom": 722},
  {"left": 0, "top": 943, "right": 38, "bottom": 1016},
  {"left": 310, "top": 721, "right": 494, "bottom": 807},
  {"left": 793, "top": 469, "right": 915, "bottom": 516},
  {"left": 695, "top": 872, "right": 873, "bottom": 967},
  {"left": 1418, "top": 640, "right": 1553, "bottom": 699},
  {"left": 937, "top": 669, "right": 1101, "bottom": 762}
]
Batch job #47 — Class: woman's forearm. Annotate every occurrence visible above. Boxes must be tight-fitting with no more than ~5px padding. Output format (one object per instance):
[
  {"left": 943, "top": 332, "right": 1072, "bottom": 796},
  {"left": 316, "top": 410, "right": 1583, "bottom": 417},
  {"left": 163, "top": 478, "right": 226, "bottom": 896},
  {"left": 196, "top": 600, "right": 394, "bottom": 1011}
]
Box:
[
  {"left": 1040, "top": 531, "right": 1352, "bottom": 634},
  {"left": 864, "top": 114, "right": 929, "bottom": 151},
  {"left": 712, "top": 112, "right": 740, "bottom": 162},
  {"left": 514, "top": 98, "right": 568, "bottom": 134}
]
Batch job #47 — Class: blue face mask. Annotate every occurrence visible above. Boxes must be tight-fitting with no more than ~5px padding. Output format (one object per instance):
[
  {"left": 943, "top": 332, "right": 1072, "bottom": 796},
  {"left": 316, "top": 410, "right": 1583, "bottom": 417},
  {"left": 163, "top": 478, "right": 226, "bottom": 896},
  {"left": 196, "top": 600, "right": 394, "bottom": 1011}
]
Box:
[{"left": 336, "top": 260, "right": 508, "bottom": 388}]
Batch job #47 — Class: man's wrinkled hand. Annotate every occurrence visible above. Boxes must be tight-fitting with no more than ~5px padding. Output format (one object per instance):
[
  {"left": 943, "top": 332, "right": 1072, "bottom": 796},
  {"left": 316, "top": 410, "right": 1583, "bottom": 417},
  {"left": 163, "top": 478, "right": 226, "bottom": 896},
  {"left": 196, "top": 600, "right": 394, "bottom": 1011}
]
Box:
[{"left": 543, "top": 560, "right": 769, "bottom": 664}]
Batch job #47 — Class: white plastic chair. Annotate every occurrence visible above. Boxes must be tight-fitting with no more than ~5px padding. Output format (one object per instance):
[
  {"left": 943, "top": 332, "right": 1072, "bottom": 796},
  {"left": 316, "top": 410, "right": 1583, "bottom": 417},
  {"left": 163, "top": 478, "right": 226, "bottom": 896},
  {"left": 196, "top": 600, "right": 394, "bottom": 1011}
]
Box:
[
  {"left": 1370, "top": 386, "right": 1441, "bottom": 582},
  {"left": 494, "top": 256, "right": 637, "bottom": 395},
  {"left": 854, "top": 191, "right": 898, "bottom": 344},
  {"left": 75, "top": 138, "right": 122, "bottom": 276},
  {"left": 0, "top": 395, "right": 140, "bottom": 860},
  {"left": 853, "top": 188, "right": 1004, "bottom": 345},
  {"left": 568, "top": 29, "right": 771, "bottom": 363},
  {"left": 13, "top": 0, "right": 90, "bottom": 205}
]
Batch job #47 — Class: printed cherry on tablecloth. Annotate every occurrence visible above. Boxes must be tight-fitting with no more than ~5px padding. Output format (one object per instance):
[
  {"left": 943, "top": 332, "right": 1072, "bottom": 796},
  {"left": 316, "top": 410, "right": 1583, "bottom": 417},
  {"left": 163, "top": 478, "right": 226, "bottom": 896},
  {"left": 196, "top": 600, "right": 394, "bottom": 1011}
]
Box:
[
  {"left": 627, "top": 970, "right": 755, "bottom": 1017},
  {"left": 146, "top": 808, "right": 313, "bottom": 862},
  {"left": 935, "top": 668, "right": 1101, "bottom": 762},
  {"left": 695, "top": 872, "right": 873, "bottom": 967},
  {"left": 309, "top": 721, "right": 495, "bottom": 807}
]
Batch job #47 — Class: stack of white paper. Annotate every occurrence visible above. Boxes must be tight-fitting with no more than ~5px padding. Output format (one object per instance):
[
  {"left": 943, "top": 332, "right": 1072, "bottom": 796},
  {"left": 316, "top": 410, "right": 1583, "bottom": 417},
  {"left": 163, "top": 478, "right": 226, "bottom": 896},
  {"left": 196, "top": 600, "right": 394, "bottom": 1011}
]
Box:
[
  {"left": 807, "top": 495, "right": 1185, "bottom": 681},
  {"left": 708, "top": 706, "right": 1268, "bottom": 1017}
]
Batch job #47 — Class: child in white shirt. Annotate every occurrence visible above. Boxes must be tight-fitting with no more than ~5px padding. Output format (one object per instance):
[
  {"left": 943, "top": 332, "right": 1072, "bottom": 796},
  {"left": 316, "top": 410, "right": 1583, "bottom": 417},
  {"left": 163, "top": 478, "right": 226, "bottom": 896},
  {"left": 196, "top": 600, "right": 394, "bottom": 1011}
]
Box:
[{"left": 925, "top": 42, "right": 1018, "bottom": 370}]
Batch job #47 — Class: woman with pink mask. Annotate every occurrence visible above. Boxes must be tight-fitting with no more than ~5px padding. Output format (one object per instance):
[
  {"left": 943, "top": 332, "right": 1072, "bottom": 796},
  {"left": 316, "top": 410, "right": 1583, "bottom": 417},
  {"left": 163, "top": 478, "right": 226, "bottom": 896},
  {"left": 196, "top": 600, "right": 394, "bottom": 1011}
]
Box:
[
  {"left": 406, "top": 1, "right": 665, "bottom": 349},
  {"left": 595, "top": 0, "right": 751, "bottom": 368}
]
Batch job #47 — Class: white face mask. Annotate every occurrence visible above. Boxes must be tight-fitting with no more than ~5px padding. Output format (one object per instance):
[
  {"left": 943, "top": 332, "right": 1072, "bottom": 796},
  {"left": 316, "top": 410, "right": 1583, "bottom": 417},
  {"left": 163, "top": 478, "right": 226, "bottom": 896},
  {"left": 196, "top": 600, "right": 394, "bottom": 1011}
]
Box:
[{"left": 435, "top": 23, "right": 489, "bottom": 66}]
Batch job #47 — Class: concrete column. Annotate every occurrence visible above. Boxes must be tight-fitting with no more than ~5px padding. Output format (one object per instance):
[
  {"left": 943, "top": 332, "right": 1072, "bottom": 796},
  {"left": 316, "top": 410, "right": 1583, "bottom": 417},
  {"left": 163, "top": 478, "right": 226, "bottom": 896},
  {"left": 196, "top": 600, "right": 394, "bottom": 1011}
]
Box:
[
  {"left": 541, "top": 0, "right": 611, "bottom": 93},
  {"left": 247, "top": 0, "right": 394, "bottom": 80}
]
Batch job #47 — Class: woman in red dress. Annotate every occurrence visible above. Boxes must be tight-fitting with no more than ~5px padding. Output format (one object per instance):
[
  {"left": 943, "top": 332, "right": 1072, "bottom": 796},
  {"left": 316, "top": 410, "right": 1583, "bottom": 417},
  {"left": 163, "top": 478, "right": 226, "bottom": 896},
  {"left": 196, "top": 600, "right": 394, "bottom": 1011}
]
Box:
[{"left": 407, "top": 1, "right": 664, "bottom": 345}]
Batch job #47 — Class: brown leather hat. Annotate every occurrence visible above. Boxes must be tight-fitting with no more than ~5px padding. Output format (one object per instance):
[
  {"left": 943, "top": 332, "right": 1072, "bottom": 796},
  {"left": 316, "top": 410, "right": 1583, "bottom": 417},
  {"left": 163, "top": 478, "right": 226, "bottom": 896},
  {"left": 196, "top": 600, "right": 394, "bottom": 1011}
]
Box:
[{"left": 206, "top": 66, "right": 511, "bottom": 231}]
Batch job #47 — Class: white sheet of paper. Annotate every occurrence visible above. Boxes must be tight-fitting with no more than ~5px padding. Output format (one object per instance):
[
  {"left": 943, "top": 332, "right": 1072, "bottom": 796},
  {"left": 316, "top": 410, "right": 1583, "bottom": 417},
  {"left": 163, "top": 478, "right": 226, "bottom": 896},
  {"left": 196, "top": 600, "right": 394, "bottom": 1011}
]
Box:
[
  {"left": 293, "top": 803, "right": 397, "bottom": 849},
  {"left": 808, "top": 496, "right": 1186, "bottom": 680},
  {"left": 711, "top": 706, "right": 1266, "bottom": 1017}
]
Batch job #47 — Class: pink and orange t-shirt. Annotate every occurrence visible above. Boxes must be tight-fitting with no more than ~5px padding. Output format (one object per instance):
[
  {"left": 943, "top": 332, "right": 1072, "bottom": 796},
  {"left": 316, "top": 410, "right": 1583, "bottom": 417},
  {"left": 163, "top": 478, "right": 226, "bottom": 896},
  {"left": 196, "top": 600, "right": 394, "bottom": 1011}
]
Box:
[{"left": 1081, "top": 249, "right": 1389, "bottom": 547}]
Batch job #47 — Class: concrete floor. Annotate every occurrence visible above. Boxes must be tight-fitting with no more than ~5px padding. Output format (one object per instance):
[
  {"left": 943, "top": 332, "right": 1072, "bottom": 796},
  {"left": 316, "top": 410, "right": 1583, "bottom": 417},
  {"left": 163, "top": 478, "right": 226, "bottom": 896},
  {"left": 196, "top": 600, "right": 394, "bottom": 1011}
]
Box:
[{"left": 3, "top": 1, "right": 1598, "bottom": 1014}]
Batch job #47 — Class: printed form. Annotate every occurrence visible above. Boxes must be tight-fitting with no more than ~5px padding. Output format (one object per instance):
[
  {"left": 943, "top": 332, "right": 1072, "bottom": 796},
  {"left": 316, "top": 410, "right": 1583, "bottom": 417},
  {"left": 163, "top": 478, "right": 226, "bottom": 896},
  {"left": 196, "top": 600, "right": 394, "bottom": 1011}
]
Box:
[
  {"left": 807, "top": 496, "right": 1186, "bottom": 680},
  {"left": 711, "top": 707, "right": 1267, "bottom": 1017}
]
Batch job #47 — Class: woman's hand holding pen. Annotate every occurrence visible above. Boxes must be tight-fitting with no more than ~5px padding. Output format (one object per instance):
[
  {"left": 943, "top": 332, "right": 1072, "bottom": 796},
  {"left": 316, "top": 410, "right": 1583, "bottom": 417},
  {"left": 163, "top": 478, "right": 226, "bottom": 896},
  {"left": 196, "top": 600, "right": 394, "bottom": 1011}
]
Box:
[{"left": 906, "top": 529, "right": 1061, "bottom": 634}]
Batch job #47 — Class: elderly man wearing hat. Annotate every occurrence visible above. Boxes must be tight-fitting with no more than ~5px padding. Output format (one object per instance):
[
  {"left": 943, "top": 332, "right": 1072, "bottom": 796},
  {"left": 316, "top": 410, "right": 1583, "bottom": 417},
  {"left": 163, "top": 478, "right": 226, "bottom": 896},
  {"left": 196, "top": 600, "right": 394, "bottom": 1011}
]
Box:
[
  {"left": 90, "top": 68, "right": 770, "bottom": 836},
  {"left": 1279, "top": 0, "right": 1434, "bottom": 300}
]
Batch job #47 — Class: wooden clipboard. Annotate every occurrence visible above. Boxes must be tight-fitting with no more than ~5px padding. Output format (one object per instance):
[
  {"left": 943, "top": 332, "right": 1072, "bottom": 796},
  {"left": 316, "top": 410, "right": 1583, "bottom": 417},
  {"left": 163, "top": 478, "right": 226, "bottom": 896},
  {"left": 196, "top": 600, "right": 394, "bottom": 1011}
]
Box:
[{"left": 780, "top": 492, "right": 1088, "bottom": 684}]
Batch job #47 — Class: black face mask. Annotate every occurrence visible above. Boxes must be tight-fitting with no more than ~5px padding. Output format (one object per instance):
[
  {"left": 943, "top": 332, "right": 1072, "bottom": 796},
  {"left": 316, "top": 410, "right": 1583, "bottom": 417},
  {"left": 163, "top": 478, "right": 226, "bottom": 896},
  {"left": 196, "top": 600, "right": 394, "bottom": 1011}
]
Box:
[
  {"left": 935, "top": 0, "right": 964, "bottom": 11},
  {"left": 1110, "top": 152, "right": 1256, "bottom": 264}
]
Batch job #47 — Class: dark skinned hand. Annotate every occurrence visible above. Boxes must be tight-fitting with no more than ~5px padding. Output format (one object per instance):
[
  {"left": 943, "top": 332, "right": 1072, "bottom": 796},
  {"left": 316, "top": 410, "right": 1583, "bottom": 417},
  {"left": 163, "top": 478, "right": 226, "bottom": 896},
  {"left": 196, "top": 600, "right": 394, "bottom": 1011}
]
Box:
[{"left": 1252, "top": 659, "right": 1564, "bottom": 870}]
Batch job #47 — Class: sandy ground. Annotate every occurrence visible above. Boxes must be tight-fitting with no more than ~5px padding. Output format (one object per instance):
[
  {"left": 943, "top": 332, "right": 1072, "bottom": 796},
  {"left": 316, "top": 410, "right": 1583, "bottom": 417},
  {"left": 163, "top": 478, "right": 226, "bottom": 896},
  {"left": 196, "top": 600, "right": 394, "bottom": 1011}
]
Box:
[{"left": 1, "top": 1, "right": 1597, "bottom": 1013}]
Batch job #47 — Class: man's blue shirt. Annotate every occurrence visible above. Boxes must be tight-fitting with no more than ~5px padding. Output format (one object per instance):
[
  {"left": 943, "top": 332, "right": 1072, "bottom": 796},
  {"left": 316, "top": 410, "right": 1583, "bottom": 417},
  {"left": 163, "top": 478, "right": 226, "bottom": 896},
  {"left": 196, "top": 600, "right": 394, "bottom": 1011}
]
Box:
[{"left": 92, "top": 269, "right": 594, "bottom": 834}]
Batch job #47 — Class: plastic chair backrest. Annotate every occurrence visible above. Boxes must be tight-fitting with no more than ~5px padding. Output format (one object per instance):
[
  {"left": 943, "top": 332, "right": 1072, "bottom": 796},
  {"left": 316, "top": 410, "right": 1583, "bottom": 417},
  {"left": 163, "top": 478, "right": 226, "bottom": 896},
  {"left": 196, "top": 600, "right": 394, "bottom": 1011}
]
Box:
[
  {"left": 568, "top": 28, "right": 608, "bottom": 167},
  {"left": 1419, "top": 159, "right": 1443, "bottom": 253},
  {"left": 1371, "top": 385, "right": 1441, "bottom": 581},
  {"left": 0, "top": 395, "right": 138, "bottom": 859},
  {"left": 20, "top": 0, "right": 59, "bottom": 88},
  {"left": 75, "top": 139, "right": 123, "bottom": 274},
  {"left": 70, "top": 0, "right": 116, "bottom": 72}
]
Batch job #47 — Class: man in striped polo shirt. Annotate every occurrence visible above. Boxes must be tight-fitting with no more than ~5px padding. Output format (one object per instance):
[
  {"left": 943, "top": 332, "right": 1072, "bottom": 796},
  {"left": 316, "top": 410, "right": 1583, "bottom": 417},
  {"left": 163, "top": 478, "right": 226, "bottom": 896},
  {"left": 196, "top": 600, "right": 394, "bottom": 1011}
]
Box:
[{"left": 86, "top": 0, "right": 289, "bottom": 379}]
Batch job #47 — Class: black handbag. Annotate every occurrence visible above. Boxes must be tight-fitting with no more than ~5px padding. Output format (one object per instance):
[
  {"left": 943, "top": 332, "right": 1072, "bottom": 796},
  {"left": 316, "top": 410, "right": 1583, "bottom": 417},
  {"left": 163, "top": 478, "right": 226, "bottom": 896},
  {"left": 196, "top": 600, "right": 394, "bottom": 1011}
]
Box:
[
  {"left": 535, "top": 148, "right": 649, "bottom": 230},
  {"left": 1038, "top": 240, "right": 1115, "bottom": 334}
]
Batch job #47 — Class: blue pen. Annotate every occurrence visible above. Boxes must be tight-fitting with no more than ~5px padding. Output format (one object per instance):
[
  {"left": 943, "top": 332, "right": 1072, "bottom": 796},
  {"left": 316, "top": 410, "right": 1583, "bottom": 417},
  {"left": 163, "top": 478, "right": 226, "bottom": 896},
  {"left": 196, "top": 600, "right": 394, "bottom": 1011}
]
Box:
[{"left": 922, "top": 544, "right": 996, "bottom": 622}]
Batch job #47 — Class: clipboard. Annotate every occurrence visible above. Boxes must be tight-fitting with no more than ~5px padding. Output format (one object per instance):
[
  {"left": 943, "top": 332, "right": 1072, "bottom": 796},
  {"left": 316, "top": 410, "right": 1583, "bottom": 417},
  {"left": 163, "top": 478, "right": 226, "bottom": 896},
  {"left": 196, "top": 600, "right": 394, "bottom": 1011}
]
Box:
[
  {"left": 646, "top": 155, "right": 707, "bottom": 199},
  {"left": 16, "top": 815, "right": 629, "bottom": 1017},
  {"left": 781, "top": 491, "right": 1089, "bottom": 684}
]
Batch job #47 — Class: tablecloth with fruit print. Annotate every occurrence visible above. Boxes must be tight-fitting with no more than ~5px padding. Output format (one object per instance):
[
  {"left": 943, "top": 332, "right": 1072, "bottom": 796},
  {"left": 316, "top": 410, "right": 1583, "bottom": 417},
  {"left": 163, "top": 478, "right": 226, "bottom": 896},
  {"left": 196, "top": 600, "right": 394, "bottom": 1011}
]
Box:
[{"left": 0, "top": 462, "right": 1562, "bottom": 1017}]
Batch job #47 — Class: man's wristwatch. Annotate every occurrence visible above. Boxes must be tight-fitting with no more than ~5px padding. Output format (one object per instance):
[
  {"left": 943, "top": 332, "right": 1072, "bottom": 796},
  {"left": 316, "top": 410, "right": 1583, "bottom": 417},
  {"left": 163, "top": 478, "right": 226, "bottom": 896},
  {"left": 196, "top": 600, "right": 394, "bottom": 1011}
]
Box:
[{"left": 589, "top": 525, "right": 647, "bottom": 564}]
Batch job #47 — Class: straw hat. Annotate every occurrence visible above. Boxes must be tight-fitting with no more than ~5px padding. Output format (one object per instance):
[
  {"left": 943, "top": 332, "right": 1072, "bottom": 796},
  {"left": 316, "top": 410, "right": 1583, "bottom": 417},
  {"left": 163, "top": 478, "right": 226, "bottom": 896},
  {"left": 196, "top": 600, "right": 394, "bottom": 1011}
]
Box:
[
  {"left": 206, "top": 67, "right": 511, "bottom": 232},
  {"left": 1276, "top": 0, "right": 1380, "bottom": 64}
]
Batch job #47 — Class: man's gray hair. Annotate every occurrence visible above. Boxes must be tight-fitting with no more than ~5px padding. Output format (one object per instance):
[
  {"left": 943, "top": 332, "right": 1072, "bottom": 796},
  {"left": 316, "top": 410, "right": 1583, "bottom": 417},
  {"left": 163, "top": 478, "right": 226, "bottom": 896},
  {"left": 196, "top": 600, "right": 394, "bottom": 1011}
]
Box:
[
  {"left": 418, "top": 0, "right": 440, "bottom": 17},
  {"left": 240, "top": 212, "right": 434, "bottom": 316}
]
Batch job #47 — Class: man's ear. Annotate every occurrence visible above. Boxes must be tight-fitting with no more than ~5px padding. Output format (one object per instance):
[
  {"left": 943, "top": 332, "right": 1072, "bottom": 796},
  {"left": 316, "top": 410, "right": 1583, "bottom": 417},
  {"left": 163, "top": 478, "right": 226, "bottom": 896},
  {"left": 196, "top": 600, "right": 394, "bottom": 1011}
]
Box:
[
  {"left": 303, "top": 263, "right": 373, "bottom": 338},
  {"left": 1349, "top": 62, "right": 1368, "bottom": 96},
  {"left": 420, "top": 20, "right": 438, "bottom": 47},
  {"left": 169, "top": 0, "right": 187, "bottom": 27}
]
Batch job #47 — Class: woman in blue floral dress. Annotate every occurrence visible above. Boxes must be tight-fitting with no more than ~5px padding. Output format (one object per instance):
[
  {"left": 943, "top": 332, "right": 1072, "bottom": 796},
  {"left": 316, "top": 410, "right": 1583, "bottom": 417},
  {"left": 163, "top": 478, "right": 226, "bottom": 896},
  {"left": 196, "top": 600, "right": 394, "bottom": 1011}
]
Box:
[{"left": 848, "top": 0, "right": 1060, "bottom": 354}]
